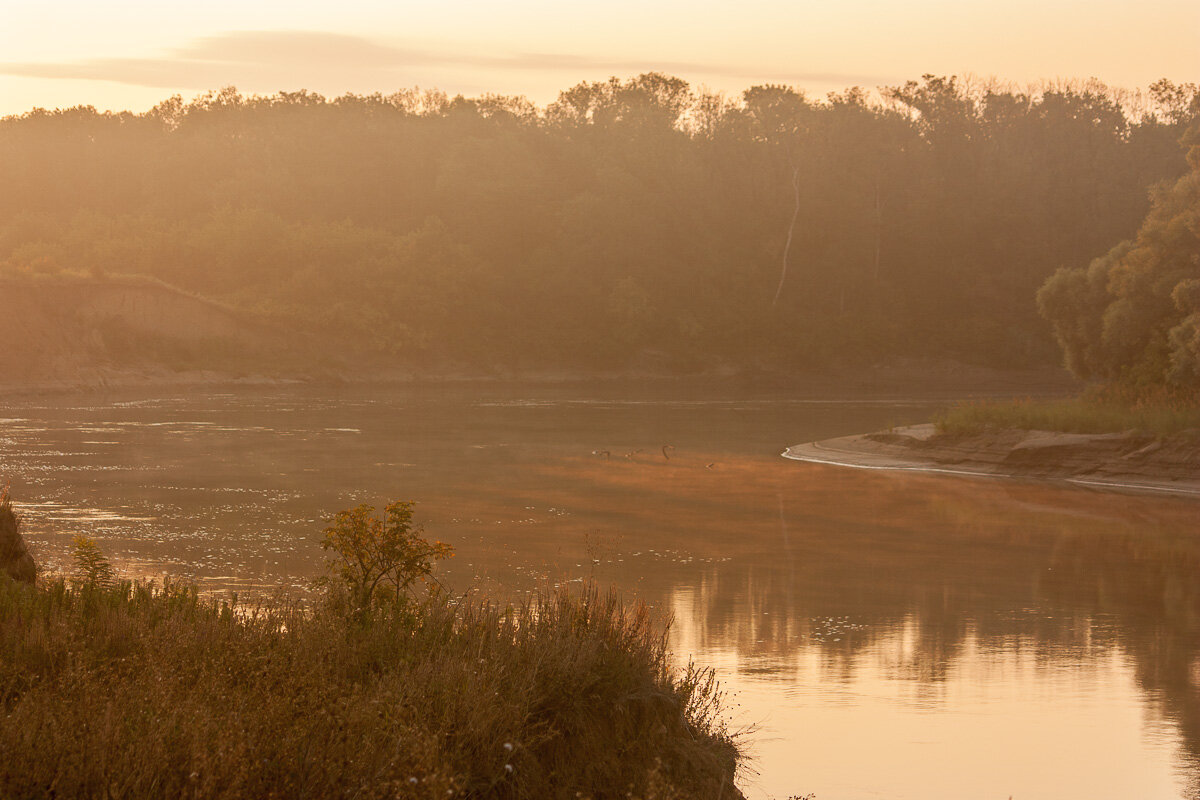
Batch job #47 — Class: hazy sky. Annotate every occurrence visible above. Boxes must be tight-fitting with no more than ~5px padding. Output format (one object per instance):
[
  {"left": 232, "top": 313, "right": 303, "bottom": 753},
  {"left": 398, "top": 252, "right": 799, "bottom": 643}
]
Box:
[{"left": 2, "top": 0, "right": 1197, "bottom": 116}]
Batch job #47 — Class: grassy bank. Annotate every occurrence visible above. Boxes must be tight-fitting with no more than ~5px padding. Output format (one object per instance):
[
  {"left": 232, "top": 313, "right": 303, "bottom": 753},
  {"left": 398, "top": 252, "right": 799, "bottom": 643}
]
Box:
[
  {"left": 0, "top": 576, "right": 742, "bottom": 799},
  {"left": 935, "top": 387, "right": 1200, "bottom": 438}
]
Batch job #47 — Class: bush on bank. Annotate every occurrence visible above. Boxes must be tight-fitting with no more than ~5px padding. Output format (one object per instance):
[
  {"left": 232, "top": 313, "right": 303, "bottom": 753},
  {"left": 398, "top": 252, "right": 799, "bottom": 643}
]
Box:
[{"left": 0, "top": 558, "right": 743, "bottom": 799}]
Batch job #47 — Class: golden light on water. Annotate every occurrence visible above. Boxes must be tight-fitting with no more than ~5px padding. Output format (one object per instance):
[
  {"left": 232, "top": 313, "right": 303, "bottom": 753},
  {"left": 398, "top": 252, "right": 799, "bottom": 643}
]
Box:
[{"left": 7, "top": 390, "right": 1200, "bottom": 798}]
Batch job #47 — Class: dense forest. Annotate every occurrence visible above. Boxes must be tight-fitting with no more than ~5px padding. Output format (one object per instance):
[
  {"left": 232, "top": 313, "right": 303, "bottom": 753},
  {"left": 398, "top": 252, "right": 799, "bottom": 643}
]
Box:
[{"left": 2, "top": 74, "right": 1197, "bottom": 375}]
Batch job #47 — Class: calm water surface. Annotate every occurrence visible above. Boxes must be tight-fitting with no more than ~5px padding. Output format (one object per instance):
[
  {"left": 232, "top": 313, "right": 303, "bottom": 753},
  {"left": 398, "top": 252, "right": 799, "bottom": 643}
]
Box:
[{"left": 2, "top": 384, "right": 1198, "bottom": 799}]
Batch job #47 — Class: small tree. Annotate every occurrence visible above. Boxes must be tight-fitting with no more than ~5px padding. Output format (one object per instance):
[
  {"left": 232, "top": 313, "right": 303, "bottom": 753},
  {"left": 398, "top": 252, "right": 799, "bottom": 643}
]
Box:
[
  {"left": 320, "top": 501, "right": 453, "bottom": 610},
  {"left": 72, "top": 535, "right": 115, "bottom": 587}
]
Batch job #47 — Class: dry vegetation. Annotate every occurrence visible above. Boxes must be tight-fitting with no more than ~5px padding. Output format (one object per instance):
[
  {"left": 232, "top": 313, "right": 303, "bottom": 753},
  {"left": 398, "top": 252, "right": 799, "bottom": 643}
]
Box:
[
  {"left": 934, "top": 386, "right": 1200, "bottom": 438},
  {"left": 0, "top": 577, "right": 742, "bottom": 799},
  {"left": 0, "top": 508, "right": 744, "bottom": 800}
]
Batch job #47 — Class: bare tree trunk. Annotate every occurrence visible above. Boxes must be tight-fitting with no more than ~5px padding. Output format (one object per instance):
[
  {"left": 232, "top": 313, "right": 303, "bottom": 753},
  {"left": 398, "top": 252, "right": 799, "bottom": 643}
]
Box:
[
  {"left": 772, "top": 164, "right": 802, "bottom": 307},
  {"left": 873, "top": 172, "right": 882, "bottom": 283}
]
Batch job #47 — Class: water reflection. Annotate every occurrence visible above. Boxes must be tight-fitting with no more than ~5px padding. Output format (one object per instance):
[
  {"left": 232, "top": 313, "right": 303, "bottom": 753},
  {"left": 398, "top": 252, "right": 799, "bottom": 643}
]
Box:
[
  {"left": 1, "top": 387, "right": 1197, "bottom": 798},
  {"left": 663, "top": 473, "right": 1200, "bottom": 799}
]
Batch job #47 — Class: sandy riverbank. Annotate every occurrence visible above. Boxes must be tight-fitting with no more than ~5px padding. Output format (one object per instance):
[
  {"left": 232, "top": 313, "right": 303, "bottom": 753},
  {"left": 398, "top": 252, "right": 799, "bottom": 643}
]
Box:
[{"left": 784, "top": 423, "right": 1200, "bottom": 497}]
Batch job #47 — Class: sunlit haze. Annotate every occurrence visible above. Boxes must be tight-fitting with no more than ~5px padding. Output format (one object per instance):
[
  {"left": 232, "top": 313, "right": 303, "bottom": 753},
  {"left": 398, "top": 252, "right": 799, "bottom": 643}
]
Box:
[
  {"left": 3, "top": 1, "right": 1200, "bottom": 797},
  {"left": 2, "top": 0, "right": 1197, "bottom": 116}
]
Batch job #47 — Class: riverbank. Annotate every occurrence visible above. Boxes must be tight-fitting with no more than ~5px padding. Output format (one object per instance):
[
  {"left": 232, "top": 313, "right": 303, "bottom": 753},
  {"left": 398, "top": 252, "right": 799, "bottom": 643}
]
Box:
[
  {"left": 784, "top": 423, "right": 1200, "bottom": 496},
  {"left": 0, "top": 275, "right": 342, "bottom": 393},
  {"left": 0, "top": 356, "right": 1078, "bottom": 401},
  {"left": 0, "top": 577, "right": 743, "bottom": 799},
  {"left": 0, "top": 273, "right": 1082, "bottom": 398}
]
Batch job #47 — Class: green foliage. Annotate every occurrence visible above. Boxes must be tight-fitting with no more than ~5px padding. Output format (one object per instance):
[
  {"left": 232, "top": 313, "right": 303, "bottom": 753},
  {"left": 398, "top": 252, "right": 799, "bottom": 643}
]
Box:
[
  {"left": 71, "top": 535, "right": 116, "bottom": 587},
  {"left": 1039, "top": 121, "right": 1200, "bottom": 388},
  {"left": 0, "top": 577, "right": 741, "bottom": 799},
  {"left": 320, "top": 501, "right": 453, "bottom": 610},
  {"left": 1168, "top": 278, "right": 1200, "bottom": 384}
]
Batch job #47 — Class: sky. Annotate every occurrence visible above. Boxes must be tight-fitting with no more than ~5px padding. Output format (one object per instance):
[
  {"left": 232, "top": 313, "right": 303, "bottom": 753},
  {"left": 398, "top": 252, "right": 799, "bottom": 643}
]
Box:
[{"left": 1, "top": 0, "right": 1197, "bottom": 117}]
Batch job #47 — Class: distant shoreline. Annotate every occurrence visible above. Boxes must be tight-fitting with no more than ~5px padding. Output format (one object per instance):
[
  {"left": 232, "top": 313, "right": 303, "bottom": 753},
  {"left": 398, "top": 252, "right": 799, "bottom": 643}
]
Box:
[
  {"left": 0, "top": 274, "right": 1081, "bottom": 400},
  {"left": 784, "top": 424, "right": 1200, "bottom": 497},
  {"left": 0, "top": 360, "right": 1079, "bottom": 401}
]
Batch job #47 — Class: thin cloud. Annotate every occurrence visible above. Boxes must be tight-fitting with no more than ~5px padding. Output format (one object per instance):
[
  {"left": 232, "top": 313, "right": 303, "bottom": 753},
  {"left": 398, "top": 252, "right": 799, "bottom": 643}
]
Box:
[{"left": 0, "top": 30, "right": 886, "bottom": 92}]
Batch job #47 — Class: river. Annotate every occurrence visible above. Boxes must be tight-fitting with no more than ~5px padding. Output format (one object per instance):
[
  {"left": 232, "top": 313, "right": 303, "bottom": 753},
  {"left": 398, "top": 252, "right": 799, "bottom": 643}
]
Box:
[{"left": 2, "top": 383, "right": 1197, "bottom": 799}]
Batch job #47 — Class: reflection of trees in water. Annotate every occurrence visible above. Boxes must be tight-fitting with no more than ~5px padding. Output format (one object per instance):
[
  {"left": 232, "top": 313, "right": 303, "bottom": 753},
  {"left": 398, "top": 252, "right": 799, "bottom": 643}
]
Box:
[
  {"left": 1042, "top": 531, "right": 1200, "bottom": 796},
  {"left": 670, "top": 558, "right": 1108, "bottom": 684},
  {"left": 669, "top": 485, "right": 1200, "bottom": 790},
  {"left": 934, "top": 481, "right": 1200, "bottom": 792}
]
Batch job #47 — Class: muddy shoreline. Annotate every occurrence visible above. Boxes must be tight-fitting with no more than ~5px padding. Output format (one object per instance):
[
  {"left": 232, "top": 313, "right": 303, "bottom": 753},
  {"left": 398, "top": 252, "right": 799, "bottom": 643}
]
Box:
[{"left": 784, "top": 423, "right": 1200, "bottom": 497}]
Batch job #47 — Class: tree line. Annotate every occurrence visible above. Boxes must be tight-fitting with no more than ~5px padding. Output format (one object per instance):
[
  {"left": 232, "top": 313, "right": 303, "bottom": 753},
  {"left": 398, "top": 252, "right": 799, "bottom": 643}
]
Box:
[{"left": 1, "top": 74, "right": 1197, "bottom": 375}]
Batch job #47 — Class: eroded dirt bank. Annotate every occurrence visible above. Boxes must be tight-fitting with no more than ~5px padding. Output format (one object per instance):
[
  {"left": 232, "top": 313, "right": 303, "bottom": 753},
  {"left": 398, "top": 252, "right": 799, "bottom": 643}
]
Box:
[
  {"left": 0, "top": 276, "right": 342, "bottom": 392},
  {"left": 784, "top": 423, "right": 1200, "bottom": 496}
]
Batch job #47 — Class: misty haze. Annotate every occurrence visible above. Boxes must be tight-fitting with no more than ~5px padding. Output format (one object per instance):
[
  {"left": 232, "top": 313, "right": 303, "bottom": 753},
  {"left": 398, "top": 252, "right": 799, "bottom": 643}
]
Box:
[{"left": 1, "top": 6, "right": 1199, "bottom": 798}]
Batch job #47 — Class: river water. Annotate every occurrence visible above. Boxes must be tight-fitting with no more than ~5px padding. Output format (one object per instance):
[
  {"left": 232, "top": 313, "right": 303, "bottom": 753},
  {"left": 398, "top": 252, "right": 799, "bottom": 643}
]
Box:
[{"left": 2, "top": 384, "right": 1198, "bottom": 799}]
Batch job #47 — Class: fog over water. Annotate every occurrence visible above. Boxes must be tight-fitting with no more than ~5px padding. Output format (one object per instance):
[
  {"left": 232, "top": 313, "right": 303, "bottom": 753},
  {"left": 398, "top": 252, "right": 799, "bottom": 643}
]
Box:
[{"left": 3, "top": 384, "right": 1198, "bottom": 799}]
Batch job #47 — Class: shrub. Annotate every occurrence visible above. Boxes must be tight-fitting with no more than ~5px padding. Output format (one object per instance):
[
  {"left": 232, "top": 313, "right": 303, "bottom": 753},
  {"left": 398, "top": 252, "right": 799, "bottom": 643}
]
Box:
[
  {"left": 320, "top": 500, "right": 454, "bottom": 610},
  {"left": 71, "top": 535, "right": 116, "bottom": 587}
]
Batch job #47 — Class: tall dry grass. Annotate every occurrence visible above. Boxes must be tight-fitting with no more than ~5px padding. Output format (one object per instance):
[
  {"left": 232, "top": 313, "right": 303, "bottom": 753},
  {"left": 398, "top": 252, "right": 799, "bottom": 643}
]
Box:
[{"left": 0, "top": 576, "right": 743, "bottom": 799}]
